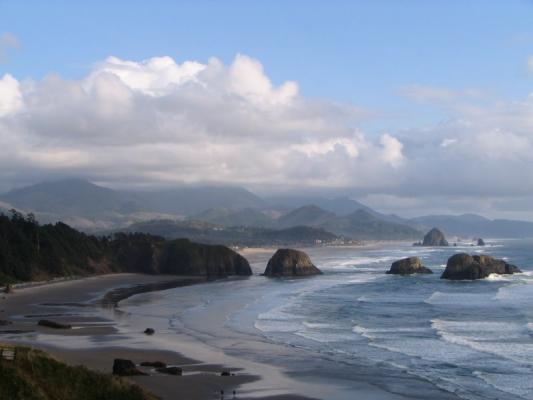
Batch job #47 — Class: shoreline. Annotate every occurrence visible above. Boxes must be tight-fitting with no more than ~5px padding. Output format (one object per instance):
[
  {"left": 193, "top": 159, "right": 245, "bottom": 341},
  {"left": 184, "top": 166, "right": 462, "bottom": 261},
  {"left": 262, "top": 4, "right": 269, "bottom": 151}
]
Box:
[{"left": 0, "top": 273, "right": 317, "bottom": 400}]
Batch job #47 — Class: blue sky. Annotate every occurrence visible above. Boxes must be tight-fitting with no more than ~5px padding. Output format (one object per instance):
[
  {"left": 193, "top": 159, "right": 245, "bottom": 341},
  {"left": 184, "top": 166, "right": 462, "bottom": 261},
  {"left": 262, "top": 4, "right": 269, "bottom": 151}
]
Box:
[
  {"left": 1, "top": 1, "right": 533, "bottom": 218},
  {"left": 2, "top": 1, "right": 532, "bottom": 124}
]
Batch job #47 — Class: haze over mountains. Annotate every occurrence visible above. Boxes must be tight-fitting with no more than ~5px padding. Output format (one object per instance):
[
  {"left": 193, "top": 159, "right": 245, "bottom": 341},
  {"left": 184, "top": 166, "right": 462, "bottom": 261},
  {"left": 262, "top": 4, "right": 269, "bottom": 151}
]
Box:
[{"left": 2, "top": 178, "right": 533, "bottom": 242}]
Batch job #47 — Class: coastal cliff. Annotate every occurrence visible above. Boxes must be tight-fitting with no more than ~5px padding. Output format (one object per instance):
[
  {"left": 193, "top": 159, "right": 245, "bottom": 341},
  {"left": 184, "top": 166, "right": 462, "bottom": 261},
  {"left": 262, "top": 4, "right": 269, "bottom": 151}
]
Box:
[{"left": 0, "top": 212, "right": 251, "bottom": 284}]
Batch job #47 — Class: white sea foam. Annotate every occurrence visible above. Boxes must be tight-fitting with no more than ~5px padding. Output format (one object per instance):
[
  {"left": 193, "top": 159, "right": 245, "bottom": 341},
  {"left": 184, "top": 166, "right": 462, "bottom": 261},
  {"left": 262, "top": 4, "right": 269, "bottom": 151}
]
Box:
[{"left": 474, "top": 370, "right": 533, "bottom": 400}]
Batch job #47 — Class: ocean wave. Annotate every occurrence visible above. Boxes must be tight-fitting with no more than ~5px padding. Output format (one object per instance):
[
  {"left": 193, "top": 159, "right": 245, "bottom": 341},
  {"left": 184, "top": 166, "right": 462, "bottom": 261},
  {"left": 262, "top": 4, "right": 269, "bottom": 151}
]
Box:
[{"left": 474, "top": 370, "right": 533, "bottom": 400}]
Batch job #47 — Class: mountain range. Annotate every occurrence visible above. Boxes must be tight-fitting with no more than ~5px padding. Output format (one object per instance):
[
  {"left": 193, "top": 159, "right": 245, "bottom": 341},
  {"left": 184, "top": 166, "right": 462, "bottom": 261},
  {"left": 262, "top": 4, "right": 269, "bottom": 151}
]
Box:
[{"left": 2, "top": 178, "right": 533, "bottom": 241}]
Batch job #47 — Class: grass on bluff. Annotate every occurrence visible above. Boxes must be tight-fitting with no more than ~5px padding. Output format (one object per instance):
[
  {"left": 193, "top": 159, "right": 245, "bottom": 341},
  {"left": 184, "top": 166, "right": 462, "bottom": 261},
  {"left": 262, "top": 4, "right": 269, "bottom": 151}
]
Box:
[{"left": 0, "top": 346, "right": 158, "bottom": 400}]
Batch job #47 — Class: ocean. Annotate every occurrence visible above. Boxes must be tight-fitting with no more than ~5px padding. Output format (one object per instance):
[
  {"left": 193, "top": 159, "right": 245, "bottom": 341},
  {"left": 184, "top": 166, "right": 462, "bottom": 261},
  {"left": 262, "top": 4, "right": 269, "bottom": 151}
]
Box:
[{"left": 116, "top": 239, "right": 533, "bottom": 399}]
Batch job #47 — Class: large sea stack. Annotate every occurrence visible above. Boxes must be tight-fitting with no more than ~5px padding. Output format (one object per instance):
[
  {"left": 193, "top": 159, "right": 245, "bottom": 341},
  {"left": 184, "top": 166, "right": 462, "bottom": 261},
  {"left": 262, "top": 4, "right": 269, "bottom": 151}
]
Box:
[
  {"left": 264, "top": 249, "right": 322, "bottom": 277},
  {"left": 386, "top": 257, "right": 433, "bottom": 275},
  {"left": 441, "top": 253, "right": 521, "bottom": 280},
  {"left": 422, "top": 228, "right": 449, "bottom": 246}
]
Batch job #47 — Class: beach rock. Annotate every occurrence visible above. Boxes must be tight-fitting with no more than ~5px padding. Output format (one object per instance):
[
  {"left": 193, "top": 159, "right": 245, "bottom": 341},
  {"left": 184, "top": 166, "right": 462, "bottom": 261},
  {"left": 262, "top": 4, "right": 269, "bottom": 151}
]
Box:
[
  {"left": 264, "top": 249, "right": 322, "bottom": 277},
  {"left": 441, "top": 253, "right": 521, "bottom": 280},
  {"left": 140, "top": 361, "right": 166, "bottom": 368},
  {"left": 144, "top": 328, "right": 155, "bottom": 335},
  {"left": 386, "top": 257, "right": 433, "bottom": 275},
  {"left": 220, "top": 371, "right": 231, "bottom": 376},
  {"left": 37, "top": 319, "right": 72, "bottom": 329},
  {"left": 422, "top": 228, "right": 449, "bottom": 246},
  {"left": 0, "top": 319, "right": 12, "bottom": 326},
  {"left": 477, "top": 238, "right": 486, "bottom": 246},
  {"left": 4, "top": 284, "right": 13, "bottom": 294},
  {"left": 156, "top": 366, "right": 182, "bottom": 375},
  {"left": 112, "top": 359, "right": 147, "bottom": 376}
]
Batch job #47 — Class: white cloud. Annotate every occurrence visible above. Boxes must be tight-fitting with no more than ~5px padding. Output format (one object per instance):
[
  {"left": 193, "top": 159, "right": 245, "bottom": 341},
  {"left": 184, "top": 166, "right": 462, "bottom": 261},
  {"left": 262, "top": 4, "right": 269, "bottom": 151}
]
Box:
[
  {"left": 0, "top": 54, "right": 401, "bottom": 191},
  {"left": 528, "top": 55, "right": 533, "bottom": 72},
  {"left": 399, "top": 84, "right": 484, "bottom": 104},
  {"left": 2, "top": 52, "right": 533, "bottom": 220},
  {"left": 0, "top": 74, "right": 23, "bottom": 116},
  {"left": 0, "top": 33, "right": 20, "bottom": 63},
  {"left": 379, "top": 133, "right": 404, "bottom": 167}
]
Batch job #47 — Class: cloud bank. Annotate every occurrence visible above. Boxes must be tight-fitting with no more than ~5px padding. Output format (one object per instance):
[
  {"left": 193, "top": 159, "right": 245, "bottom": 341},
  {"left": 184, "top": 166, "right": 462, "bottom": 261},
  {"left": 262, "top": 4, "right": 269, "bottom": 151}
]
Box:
[{"left": 1, "top": 53, "right": 533, "bottom": 218}]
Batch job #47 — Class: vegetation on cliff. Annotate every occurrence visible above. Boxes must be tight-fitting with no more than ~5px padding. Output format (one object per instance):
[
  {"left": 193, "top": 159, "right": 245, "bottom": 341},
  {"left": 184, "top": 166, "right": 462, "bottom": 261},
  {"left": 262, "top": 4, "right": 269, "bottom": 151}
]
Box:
[
  {"left": 0, "top": 211, "right": 250, "bottom": 284},
  {"left": 0, "top": 346, "right": 157, "bottom": 400}
]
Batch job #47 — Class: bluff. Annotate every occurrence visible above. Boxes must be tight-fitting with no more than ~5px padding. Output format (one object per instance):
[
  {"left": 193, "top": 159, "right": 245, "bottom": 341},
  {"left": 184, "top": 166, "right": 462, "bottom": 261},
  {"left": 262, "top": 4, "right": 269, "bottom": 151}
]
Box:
[
  {"left": 0, "top": 212, "right": 251, "bottom": 284},
  {"left": 441, "top": 253, "right": 521, "bottom": 280},
  {"left": 264, "top": 249, "right": 322, "bottom": 277}
]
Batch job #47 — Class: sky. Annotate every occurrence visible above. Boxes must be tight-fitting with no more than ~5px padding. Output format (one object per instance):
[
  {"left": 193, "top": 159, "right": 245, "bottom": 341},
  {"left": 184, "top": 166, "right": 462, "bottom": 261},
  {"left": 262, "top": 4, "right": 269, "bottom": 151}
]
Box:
[{"left": 1, "top": 0, "right": 533, "bottom": 219}]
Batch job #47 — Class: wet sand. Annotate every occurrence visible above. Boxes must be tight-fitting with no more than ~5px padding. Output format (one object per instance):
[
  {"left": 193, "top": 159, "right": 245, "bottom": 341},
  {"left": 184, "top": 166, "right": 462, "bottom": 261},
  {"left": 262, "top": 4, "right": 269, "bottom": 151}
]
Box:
[{"left": 0, "top": 273, "right": 317, "bottom": 399}]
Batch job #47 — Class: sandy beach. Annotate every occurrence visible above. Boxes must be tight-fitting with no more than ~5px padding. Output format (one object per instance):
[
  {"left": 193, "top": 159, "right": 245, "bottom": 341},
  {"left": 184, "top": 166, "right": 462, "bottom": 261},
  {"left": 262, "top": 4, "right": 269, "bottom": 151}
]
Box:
[{"left": 0, "top": 273, "right": 320, "bottom": 400}]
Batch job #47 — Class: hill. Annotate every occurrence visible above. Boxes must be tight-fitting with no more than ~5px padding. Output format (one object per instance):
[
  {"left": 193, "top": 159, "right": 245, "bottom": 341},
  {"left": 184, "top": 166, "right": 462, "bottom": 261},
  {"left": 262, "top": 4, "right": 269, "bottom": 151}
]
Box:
[
  {"left": 265, "top": 195, "right": 372, "bottom": 215},
  {"left": 277, "top": 205, "right": 336, "bottom": 227},
  {"left": 322, "top": 209, "right": 422, "bottom": 240},
  {"left": 192, "top": 207, "right": 274, "bottom": 227},
  {"left": 124, "top": 219, "right": 342, "bottom": 247},
  {"left": 0, "top": 212, "right": 250, "bottom": 284},
  {"left": 409, "top": 214, "right": 533, "bottom": 238}
]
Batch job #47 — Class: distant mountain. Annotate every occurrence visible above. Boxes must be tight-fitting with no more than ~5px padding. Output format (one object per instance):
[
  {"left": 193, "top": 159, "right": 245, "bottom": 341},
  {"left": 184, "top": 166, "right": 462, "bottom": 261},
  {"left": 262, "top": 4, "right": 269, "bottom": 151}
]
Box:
[
  {"left": 1, "top": 178, "right": 138, "bottom": 216},
  {"left": 277, "top": 205, "right": 336, "bottom": 227},
  {"left": 192, "top": 207, "right": 274, "bottom": 227},
  {"left": 322, "top": 209, "right": 422, "bottom": 240},
  {"left": 410, "top": 214, "right": 533, "bottom": 238},
  {"left": 132, "top": 186, "right": 266, "bottom": 215},
  {"left": 123, "top": 219, "right": 343, "bottom": 246},
  {"left": 265, "top": 195, "right": 373, "bottom": 215}
]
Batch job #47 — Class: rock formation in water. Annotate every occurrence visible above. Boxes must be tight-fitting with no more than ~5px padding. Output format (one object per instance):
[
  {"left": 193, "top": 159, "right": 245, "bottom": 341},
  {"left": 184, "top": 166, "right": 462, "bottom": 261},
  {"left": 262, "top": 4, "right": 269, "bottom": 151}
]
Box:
[
  {"left": 477, "top": 238, "right": 486, "bottom": 246},
  {"left": 421, "top": 228, "right": 449, "bottom": 246},
  {"left": 386, "top": 257, "right": 433, "bottom": 275},
  {"left": 264, "top": 249, "right": 322, "bottom": 277},
  {"left": 441, "top": 253, "right": 521, "bottom": 280}
]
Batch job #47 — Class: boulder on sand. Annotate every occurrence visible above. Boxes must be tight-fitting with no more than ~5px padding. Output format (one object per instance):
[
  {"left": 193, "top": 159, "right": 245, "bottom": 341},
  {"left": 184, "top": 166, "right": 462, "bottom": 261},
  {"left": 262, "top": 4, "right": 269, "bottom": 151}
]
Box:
[
  {"left": 441, "top": 253, "right": 521, "bottom": 280},
  {"left": 422, "top": 228, "right": 449, "bottom": 246},
  {"left": 156, "top": 366, "right": 182, "bottom": 375},
  {"left": 37, "top": 319, "right": 72, "bottom": 329},
  {"left": 263, "top": 249, "right": 322, "bottom": 277},
  {"left": 386, "top": 257, "right": 433, "bottom": 275},
  {"left": 112, "top": 359, "right": 147, "bottom": 376}
]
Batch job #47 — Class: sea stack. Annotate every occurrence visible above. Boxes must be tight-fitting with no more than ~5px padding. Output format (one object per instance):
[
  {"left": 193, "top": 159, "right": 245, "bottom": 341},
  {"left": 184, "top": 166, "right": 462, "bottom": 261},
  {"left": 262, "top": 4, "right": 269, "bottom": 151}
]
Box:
[
  {"left": 441, "top": 253, "right": 521, "bottom": 280},
  {"left": 477, "top": 238, "right": 486, "bottom": 246},
  {"left": 386, "top": 257, "right": 433, "bottom": 275},
  {"left": 422, "top": 228, "right": 449, "bottom": 246},
  {"left": 264, "top": 249, "right": 322, "bottom": 277}
]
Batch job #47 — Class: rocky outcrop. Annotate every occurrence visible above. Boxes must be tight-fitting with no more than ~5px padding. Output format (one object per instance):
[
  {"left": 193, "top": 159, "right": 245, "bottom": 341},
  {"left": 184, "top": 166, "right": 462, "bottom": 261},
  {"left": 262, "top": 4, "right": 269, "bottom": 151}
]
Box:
[
  {"left": 477, "top": 238, "right": 486, "bottom": 246},
  {"left": 144, "top": 328, "right": 155, "bottom": 335},
  {"left": 112, "top": 359, "right": 147, "bottom": 376},
  {"left": 140, "top": 361, "right": 166, "bottom": 368},
  {"left": 37, "top": 319, "right": 71, "bottom": 329},
  {"left": 421, "top": 228, "right": 449, "bottom": 246},
  {"left": 441, "top": 253, "right": 521, "bottom": 280},
  {"left": 156, "top": 366, "right": 182, "bottom": 375},
  {"left": 386, "top": 257, "right": 433, "bottom": 275},
  {"left": 111, "top": 236, "right": 252, "bottom": 277},
  {"left": 264, "top": 249, "right": 322, "bottom": 277}
]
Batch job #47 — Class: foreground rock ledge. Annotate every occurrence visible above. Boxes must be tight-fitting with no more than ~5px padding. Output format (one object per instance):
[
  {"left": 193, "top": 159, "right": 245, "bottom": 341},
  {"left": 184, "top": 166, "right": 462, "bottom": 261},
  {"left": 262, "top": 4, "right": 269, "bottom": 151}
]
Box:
[
  {"left": 441, "top": 253, "right": 521, "bottom": 280},
  {"left": 264, "top": 249, "right": 322, "bottom": 277},
  {"left": 386, "top": 257, "right": 433, "bottom": 275}
]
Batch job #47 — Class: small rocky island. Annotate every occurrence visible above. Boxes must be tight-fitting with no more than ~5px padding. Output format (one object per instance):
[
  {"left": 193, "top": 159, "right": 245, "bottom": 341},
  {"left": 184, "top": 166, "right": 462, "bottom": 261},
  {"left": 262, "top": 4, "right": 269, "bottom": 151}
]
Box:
[
  {"left": 386, "top": 257, "right": 433, "bottom": 275},
  {"left": 441, "top": 253, "right": 521, "bottom": 280},
  {"left": 414, "top": 227, "right": 449, "bottom": 246},
  {"left": 264, "top": 249, "right": 322, "bottom": 277},
  {"left": 477, "top": 238, "right": 486, "bottom": 246}
]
